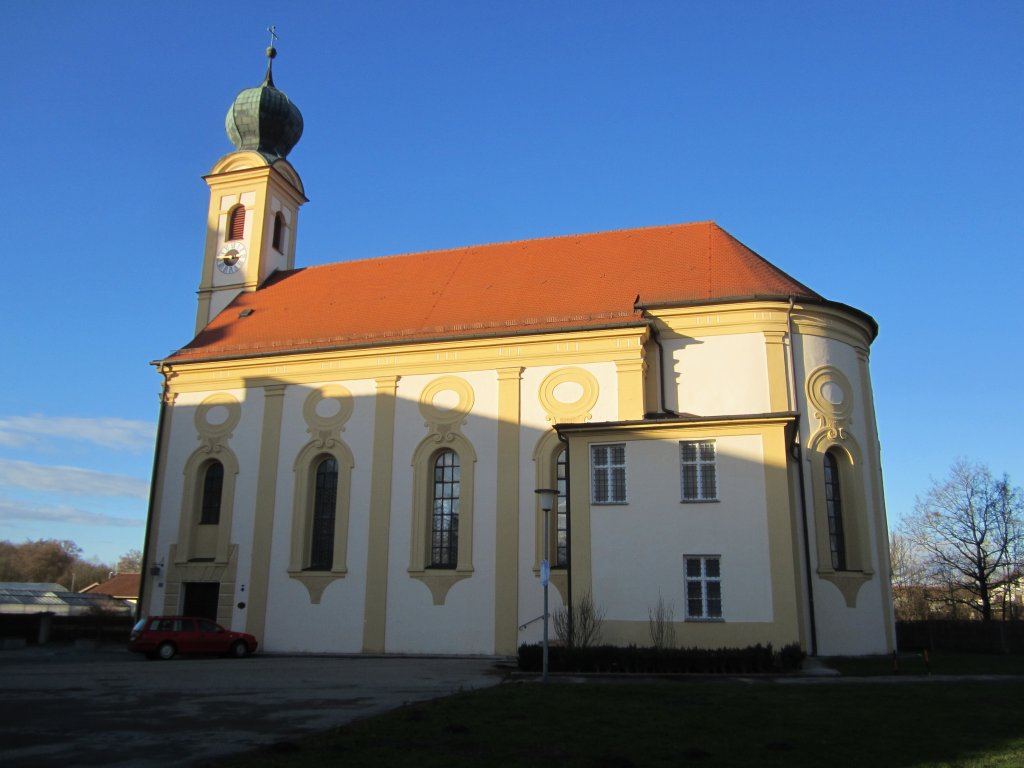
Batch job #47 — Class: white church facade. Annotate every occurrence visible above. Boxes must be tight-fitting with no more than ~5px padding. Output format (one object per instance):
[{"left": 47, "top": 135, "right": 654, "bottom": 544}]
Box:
[{"left": 139, "top": 50, "right": 895, "bottom": 657}]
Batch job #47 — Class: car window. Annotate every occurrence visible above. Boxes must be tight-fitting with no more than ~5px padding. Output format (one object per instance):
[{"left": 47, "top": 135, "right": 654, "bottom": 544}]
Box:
[
  {"left": 198, "top": 620, "right": 220, "bottom": 632},
  {"left": 177, "top": 619, "right": 195, "bottom": 632},
  {"left": 157, "top": 619, "right": 174, "bottom": 631}
]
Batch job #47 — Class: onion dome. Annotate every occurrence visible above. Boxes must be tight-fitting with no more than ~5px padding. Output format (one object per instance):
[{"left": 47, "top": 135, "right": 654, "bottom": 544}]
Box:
[{"left": 225, "top": 47, "right": 303, "bottom": 159}]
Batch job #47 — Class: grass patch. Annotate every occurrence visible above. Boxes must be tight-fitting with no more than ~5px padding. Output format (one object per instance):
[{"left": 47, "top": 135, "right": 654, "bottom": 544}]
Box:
[{"left": 206, "top": 678, "right": 1024, "bottom": 768}]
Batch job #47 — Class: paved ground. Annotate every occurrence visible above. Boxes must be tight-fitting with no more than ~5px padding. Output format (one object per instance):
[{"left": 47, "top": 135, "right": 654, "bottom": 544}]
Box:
[{"left": 0, "top": 644, "right": 504, "bottom": 767}]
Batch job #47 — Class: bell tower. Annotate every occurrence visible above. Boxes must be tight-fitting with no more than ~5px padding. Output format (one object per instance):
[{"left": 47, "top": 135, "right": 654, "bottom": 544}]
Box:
[{"left": 195, "top": 44, "right": 307, "bottom": 333}]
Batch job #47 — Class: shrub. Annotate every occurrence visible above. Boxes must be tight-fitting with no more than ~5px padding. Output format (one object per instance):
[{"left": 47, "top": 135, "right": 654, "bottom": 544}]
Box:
[
  {"left": 517, "top": 642, "right": 805, "bottom": 674},
  {"left": 647, "top": 594, "right": 676, "bottom": 649},
  {"left": 553, "top": 591, "right": 605, "bottom": 649}
]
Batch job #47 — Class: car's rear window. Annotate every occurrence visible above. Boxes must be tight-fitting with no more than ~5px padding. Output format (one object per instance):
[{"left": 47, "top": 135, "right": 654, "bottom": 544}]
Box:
[{"left": 151, "top": 618, "right": 196, "bottom": 632}]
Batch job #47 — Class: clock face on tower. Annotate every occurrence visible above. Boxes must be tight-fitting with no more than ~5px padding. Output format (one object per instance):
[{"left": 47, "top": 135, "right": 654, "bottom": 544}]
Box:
[{"left": 217, "top": 242, "right": 248, "bottom": 274}]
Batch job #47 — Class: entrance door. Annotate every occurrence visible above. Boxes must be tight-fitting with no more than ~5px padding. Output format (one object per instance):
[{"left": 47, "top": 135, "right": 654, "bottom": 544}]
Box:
[{"left": 182, "top": 582, "right": 220, "bottom": 621}]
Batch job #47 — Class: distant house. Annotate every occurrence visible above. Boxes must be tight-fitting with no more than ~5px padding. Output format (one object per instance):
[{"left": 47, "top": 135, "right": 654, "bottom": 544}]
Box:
[
  {"left": 80, "top": 573, "right": 141, "bottom": 606},
  {"left": 0, "top": 583, "right": 132, "bottom": 617}
]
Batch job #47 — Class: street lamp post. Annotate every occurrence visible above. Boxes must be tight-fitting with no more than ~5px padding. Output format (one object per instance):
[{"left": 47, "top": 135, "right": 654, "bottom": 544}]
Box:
[{"left": 535, "top": 488, "right": 558, "bottom": 683}]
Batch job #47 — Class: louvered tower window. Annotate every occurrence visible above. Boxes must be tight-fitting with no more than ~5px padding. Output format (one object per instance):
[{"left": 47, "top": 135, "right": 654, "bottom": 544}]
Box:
[{"left": 228, "top": 206, "right": 246, "bottom": 241}]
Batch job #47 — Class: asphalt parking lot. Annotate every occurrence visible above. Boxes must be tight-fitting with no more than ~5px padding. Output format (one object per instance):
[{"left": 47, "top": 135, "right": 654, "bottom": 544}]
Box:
[{"left": 0, "top": 645, "right": 504, "bottom": 767}]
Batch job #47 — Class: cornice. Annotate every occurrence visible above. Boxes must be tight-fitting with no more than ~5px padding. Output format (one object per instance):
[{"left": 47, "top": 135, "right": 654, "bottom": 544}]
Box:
[
  {"left": 647, "top": 300, "right": 875, "bottom": 350},
  {"left": 556, "top": 412, "right": 798, "bottom": 442},
  {"left": 159, "top": 326, "right": 650, "bottom": 393},
  {"left": 205, "top": 155, "right": 307, "bottom": 200}
]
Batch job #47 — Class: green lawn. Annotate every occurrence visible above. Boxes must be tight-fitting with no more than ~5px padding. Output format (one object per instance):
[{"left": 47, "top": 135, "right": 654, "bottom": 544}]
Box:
[{"left": 208, "top": 675, "right": 1024, "bottom": 768}]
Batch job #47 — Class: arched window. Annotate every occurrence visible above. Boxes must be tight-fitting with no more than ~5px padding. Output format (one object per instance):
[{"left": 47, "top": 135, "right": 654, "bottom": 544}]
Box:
[
  {"left": 824, "top": 451, "right": 847, "bottom": 570},
  {"left": 555, "top": 448, "right": 568, "bottom": 567},
  {"left": 228, "top": 205, "right": 246, "bottom": 241},
  {"left": 430, "top": 450, "right": 460, "bottom": 568},
  {"left": 272, "top": 212, "right": 285, "bottom": 251},
  {"left": 309, "top": 456, "right": 339, "bottom": 571},
  {"left": 199, "top": 461, "right": 224, "bottom": 525}
]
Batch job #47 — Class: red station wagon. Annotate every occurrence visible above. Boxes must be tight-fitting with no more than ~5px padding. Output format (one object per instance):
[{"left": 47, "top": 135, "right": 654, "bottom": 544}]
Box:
[{"left": 129, "top": 616, "right": 258, "bottom": 660}]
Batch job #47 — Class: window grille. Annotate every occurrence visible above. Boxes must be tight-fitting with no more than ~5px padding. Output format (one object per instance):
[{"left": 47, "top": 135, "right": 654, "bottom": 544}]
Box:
[
  {"left": 309, "top": 456, "right": 339, "bottom": 570},
  {"left": 591, "top": 444, "right": 626, "bottom": 504},
  {"left": 680, "top": 441, "right": 717, "bottom": 501},
  {"left": 431, "top": 450, "right": 460, "bottom": 568},
  {"left": 685, "top": 556, "right": 722, "bottom": 619},
  {"left": 555, "top": 449, "right": 568, "bottom": 566},
  {"left": 824, "top": 451, "right": 847, "bottom": 570}
]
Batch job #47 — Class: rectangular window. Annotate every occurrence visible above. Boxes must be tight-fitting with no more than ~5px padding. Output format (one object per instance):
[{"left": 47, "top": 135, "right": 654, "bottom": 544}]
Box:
[
  {"left": 685, "top": 556, "right": 722, "bottom": 620},
  {"left": 591, "top": 443, "right": 626, "bottom": 504},
  {"left": 680, "top": 441, "right": 717, "bottom": 501}
]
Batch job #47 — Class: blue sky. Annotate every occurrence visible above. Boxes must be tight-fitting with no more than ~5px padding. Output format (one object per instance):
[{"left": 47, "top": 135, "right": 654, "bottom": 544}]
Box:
[{"left": 1, "top": 1, "right": 1021, "bottom": 565}]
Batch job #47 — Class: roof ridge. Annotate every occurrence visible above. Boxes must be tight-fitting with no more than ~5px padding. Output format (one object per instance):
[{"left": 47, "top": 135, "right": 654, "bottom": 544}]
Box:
[{"left": 297, "top": 219, "right": 719, "bottom": 271}]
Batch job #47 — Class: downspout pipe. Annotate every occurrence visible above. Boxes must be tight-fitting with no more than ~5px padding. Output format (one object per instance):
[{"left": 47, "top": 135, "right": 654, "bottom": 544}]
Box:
[
  {"left": 634, "top": 299, "right": 677, "bottom": 417},
  {"left": 137, "top": 365, "right": 170, "bottom": 621},
  {"left": 788, "top": 297, "right": 818, "bottom": 656}
]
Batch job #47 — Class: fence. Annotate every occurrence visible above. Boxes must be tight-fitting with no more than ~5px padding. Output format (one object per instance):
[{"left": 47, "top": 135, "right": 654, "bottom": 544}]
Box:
[{"left": 896, "top": 620, "right": 1024, "bottom": 654}]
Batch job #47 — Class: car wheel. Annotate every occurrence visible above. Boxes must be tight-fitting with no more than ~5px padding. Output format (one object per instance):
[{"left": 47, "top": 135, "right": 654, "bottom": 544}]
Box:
[
  {"left": 230, "top": 640, "right": 249, "bottom": 658},
  {"left": 157, "top": 642, "right": 176, "bottom": 661}
]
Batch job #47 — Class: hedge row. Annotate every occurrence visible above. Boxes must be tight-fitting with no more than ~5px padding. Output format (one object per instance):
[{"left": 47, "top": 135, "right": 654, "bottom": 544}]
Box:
[{"left": 518, "top": 642, "right": 805, "bottom": 674}]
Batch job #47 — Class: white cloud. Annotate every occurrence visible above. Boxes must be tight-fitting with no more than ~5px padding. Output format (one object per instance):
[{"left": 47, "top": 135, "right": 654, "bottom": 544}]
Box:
[
  {"left": 0, "top": 459, "right": 149, "bottom": 498},
  {"left": 0, "top": 415, "right": 154, "bottom": 453},
  {"left": 0, "top": 498, "right": 144, "bottom": 528}
]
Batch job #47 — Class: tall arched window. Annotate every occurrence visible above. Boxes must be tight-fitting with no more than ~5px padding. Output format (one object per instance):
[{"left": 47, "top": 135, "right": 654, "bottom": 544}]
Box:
[
  {"left": 431, "top": 450, "right": 460, "bottom": 568},
  {"left": 272, "top": 212, "right": 285, "bottom": 251},
  {"left": 309, "top": 456, "right": 339, "bottom": 571},
  {"left": 228, "top": 205, "right": 246, "bottom": 241},
  {"left": 555, "top": 448, "right": 568, "bottom": 567},
  {"left": 199, "top": 461, "right": 224, "bottom": 525},
  {"left": 824, "top": 451, "right": 847, "bottom": 570}
]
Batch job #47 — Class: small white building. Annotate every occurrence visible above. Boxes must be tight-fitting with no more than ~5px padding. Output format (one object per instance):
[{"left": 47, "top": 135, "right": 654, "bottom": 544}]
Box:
[{"left": 139, "top": 51, "right": 894, "bottom": 657}]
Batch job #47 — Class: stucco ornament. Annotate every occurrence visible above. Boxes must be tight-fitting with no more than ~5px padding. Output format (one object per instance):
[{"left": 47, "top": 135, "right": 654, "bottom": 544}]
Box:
[
  {"left": 194, "top": 393, "right": 242, "bottom": 455},
  {"left": 538, "top": 367, "right": 599, "bottom": 423},
  {"left": 806, "top": 366, "right": 853, "bottom": 443},
  {"left": 418, "top": 376, "right": 475, "bottom": 443},
  {"left": 301, "top": 384, "right": 354, "bottom": 448}
]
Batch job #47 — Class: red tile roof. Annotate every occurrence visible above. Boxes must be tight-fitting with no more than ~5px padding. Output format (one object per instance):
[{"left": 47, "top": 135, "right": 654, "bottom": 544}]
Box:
[
  {"left": 169, "top": 221, "right": 821, "bottom": 362},
  {"left": 80, "top": 573, "right": 140, "bottom": 599}
]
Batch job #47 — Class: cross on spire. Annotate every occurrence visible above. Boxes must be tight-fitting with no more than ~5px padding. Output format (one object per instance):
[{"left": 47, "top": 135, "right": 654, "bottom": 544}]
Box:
[{"left": 264, "top": 25, "right": 279, "bottom": 84}]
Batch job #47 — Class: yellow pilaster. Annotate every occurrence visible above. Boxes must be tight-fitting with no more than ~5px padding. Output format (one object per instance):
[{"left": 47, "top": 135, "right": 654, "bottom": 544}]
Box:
[
  {"left": 245, "top": 382, "right": 287, "bottom": 643},
  {"left": 763, "top": 330, "right": 791, "bottom": 412},
  {"left": 494, "top": 367, "right": 522, "bottom": 655},
  {"left": 362, "top": 376, "right": 399, "bottom": 653},
  {"left": 614, "top": 357, "right": 647, "bottom": 420}
]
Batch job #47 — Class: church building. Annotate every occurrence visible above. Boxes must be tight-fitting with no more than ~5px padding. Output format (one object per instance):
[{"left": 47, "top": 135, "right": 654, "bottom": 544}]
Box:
[{"left": 139, "top": 49, "right": 895, "bottom": 657}]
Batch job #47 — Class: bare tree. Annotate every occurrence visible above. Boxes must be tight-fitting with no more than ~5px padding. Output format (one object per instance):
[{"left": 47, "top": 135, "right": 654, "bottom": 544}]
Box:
[
  {"left": 889, "top": 529, "right": 930, "bottom": 620},
  {"left": 116, "top": 549, "right": 143, "bottom": 573},
  {"left": 903, "top": 461, "right": 1023, "bottom": 622},
  {"left": 0, "top": 539, "right": 113, "bottom": 590},
  {"left": 648, "top": 593, "right": 677, "bottom": 648}
]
